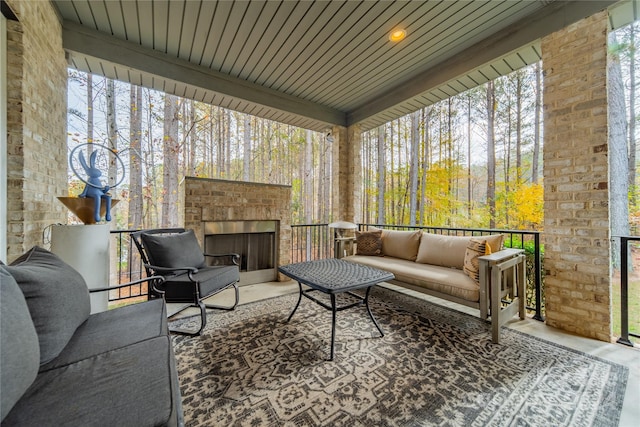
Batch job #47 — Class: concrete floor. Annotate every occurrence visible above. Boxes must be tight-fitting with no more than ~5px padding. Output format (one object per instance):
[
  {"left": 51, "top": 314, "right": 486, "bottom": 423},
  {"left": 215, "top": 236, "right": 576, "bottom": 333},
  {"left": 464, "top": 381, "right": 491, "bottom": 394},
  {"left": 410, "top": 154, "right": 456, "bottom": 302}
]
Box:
[{"left": 170, "top": 280, "right": 640, "bottom": 427}]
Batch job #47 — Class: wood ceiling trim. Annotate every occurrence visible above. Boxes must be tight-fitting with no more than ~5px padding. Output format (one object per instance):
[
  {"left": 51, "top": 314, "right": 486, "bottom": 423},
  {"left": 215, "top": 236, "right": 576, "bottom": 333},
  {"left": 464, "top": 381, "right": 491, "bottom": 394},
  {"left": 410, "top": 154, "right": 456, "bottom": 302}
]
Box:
[{"left": 62, "top": 20, "right": 346, "bottom": 128}]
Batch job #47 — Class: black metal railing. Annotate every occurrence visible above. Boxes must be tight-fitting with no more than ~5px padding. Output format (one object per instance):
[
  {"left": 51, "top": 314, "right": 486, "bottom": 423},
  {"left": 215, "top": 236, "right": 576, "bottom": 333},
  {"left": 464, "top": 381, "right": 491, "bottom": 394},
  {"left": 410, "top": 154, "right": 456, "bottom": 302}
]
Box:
[
  {"left": 617, "top": 236, "right": 639, "bottom": 346},
  {"left": 109, "top": 229, "right": 146, "bottom": 303},
  {"left": 290, "top": 223, "right": 332, "bottom": 263}
]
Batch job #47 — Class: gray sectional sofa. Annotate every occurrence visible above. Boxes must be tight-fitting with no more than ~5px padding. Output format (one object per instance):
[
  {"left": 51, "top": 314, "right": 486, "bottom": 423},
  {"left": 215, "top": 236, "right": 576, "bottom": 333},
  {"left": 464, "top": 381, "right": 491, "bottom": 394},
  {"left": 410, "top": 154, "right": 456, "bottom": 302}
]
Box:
[
  {"left": 344, "top": 228, "right": 527, "bottom": 343},
  {"left": 1, "top": 246, "right": 183, "bottom": 426}
]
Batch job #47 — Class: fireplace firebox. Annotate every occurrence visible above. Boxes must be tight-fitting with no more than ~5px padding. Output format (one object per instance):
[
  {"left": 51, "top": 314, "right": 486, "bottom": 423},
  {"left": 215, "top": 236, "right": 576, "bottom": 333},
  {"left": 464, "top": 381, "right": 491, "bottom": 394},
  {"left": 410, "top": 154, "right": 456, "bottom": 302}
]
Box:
[{"left": 204, "top": 220, "right": 278, "bottom": 285}]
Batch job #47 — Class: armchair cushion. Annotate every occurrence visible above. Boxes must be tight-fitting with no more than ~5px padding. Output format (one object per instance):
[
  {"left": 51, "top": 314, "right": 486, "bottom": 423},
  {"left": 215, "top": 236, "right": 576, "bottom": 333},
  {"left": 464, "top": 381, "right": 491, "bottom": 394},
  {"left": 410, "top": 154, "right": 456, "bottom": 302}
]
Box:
[
  {"left": 0, "top": 267, "right": 40, "bottom": 420},
  {"left": 6, "top": 247, "right": 90, "bottom": 365},
  {"left": 162, "top": 265, "right": 240, "bottom": 302},
  {"left": 140, "top": 230, "right": 206, "bottom": 270}
]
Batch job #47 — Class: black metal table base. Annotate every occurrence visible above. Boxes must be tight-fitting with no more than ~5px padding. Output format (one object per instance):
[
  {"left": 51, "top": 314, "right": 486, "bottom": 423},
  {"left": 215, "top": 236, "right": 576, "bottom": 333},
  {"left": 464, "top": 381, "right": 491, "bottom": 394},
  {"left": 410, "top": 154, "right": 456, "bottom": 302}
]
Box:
[{"left": 287, "top": 281, "right": 384, "bottom": 361}]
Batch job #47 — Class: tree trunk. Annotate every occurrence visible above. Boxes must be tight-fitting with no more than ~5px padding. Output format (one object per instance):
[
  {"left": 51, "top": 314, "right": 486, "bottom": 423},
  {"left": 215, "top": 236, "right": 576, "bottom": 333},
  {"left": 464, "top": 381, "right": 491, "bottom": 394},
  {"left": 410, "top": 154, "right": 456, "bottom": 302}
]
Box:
[
  {"left": 409, "top": 111, "right": 420, "bottom": 225},
  {"left": 162, "top": 94, "right": 181, "bottom": 227},
  {"left": 467, "top": 92, "right": 472, "bottom": 217},
  {"left": 420, "top": 108, "right": 429, "bottom": 225},
  {"left": 87, "top": 74, "right": 94, "bottom": 152},
  {"left": 377, "top": 126, "right": 386, "bottom": 224},
  {"left": 188, "top": 100, "right": 196, "bottom": 176},
  {"left": 243, "top": 115, "right": 251, "bottom": 181},
  {"left": 609, "top": 34, "right": 630, "bottom": 268},
  {"left": 128, "top": 85, "right": 143, "bottom": 230},
  {"left": 532, "top": 62, "right": 541, "bottom": 184},
  {"left": 516, "top": 70, "right": 523, "bottom": 185},
  {"left": 304, "top": 129, "right": 313, "bottom": 223},
  {"left": 628, "top": 25, "right": 637, "bottom": 207},
  {"left": 486, "top": 81, "right": 496, "bottom": 228},
  {"left": 106, "top": 79, "right": 118, "bottom": 187}
]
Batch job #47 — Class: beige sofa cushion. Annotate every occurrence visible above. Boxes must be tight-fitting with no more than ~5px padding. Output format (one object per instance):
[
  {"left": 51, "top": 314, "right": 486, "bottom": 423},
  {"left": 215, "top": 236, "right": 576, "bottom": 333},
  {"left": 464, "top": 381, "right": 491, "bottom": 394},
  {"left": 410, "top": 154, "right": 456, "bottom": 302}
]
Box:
[
  {"left": 416, "top": 233, "right": 504, "bottom": 269},
  {"left": 416, "top": 233, "right": 471, "bottom": 269},
  {"left": 483, "top": 234, "right": 504, "bottom": 254},
  {"left": 380, "top": 229, "right": 422, "bottom": 261},
  {"left": 345, "top": 255, "right": 479, "bottom": 302}
]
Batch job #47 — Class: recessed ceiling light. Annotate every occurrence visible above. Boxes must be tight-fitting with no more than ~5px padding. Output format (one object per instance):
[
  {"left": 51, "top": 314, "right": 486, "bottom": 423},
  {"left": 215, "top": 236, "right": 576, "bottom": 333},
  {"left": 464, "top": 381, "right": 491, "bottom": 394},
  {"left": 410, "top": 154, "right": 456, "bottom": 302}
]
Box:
[{"left": 389, "top": 29, "right": 406, "bottom": 42}]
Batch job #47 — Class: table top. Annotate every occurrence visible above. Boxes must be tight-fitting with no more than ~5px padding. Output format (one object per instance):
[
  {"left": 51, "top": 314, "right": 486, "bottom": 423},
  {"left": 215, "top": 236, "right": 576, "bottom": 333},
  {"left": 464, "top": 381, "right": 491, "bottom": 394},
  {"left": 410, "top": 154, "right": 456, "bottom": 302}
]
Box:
[{"left": 278, "top": 258, "right": 394, "bottom": 293}]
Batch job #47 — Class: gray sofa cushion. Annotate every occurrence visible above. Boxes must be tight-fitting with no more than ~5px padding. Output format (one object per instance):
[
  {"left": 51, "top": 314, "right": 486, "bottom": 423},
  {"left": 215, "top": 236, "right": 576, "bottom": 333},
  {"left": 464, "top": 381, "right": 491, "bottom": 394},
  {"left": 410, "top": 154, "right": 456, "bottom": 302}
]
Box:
[
  {"left": 40, "top": 299, "right": 167, "bottom": 371},
  {"left": 6, "top": 247, "right": 90, "bottom": 365},
  {"left": 141, "top": 229, "right": 206, "bottom": 269},
  {"left": 2, "top": 335, "right": 178, "bottom": 427},
  {"left": 0, "top": 267, "right": 40, "bottom": 421}
]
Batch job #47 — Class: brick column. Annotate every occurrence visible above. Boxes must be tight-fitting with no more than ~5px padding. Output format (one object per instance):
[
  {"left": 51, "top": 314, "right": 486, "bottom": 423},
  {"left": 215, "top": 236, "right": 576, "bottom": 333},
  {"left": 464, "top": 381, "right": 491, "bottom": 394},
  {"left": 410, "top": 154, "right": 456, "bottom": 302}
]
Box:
[
  {"left": 5, "top": 0, "right": 68, "bottom": 262},
  {"left": 331, "top": 124, "right": 362, "bottom": 224},
  {"left": 542, "top": 11, "right": 611, "bottom": 342}
]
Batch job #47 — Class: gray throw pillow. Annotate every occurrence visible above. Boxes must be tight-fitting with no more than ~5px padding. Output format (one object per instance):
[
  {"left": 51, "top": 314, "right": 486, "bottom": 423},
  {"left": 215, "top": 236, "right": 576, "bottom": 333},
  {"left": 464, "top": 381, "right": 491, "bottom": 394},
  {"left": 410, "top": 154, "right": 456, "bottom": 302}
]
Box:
[
  {"left": 1, "top": 267, "right": 40, "bottom": 420},
  {"left": 6, "top": 246, "right": 90, "bottom": 365},
  {"left": 141, "top": 230, "right": 206, "bottom": 269}
]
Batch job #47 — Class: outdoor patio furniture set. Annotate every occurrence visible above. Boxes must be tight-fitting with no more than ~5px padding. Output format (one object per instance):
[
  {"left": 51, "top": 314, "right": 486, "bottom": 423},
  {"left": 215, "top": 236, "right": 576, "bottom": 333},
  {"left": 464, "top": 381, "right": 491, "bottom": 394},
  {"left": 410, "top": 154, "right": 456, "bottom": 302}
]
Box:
[{"left": 343, "top": 228, "right": 527, "bottom": 343}]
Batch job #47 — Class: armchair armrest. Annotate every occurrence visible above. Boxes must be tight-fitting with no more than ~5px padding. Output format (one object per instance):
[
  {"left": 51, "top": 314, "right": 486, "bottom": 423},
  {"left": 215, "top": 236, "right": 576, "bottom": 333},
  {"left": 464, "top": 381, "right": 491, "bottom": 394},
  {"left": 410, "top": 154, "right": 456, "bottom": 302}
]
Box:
[
  {"left": 143, "top": 263, "right": 199, "bottom": 275},
  {"left": 89, "top": 275, "right": 166, "bottom": 296},
  {"left": 204, "top": 253, "right": 240, "bottom": 266}
]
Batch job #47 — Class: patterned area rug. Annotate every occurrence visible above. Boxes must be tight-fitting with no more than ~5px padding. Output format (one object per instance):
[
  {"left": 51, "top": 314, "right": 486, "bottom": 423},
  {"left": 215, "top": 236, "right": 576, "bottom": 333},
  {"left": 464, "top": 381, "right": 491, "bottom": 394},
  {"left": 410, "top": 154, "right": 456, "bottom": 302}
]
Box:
[{"left": 171, "top": 287, "right": 628, "bottom": 427}]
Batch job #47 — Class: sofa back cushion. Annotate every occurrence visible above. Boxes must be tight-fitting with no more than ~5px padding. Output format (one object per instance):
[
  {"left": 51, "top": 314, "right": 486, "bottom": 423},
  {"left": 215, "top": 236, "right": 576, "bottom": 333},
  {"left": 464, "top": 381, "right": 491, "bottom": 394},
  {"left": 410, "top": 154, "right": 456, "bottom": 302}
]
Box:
[
  {"left": 483, "top": 234, "right": 504, "bottom": 254},
  {"left": 381, "top": 229, "right": 422, "bottom": 261},
  {"left": 6, "top": 247, "right": 90, "bottom": 365},
  {"left": 416, "top": 233, "right": 471, "bottom": 269},
  {"left": 140, "top": 229, "right": 206, "bottom": 269},
  {"left": 0, "top": 267, "right": 40, "bottom": 421},
  {"left": 416, "top": 233, "right": 504, "bottom": 269}
]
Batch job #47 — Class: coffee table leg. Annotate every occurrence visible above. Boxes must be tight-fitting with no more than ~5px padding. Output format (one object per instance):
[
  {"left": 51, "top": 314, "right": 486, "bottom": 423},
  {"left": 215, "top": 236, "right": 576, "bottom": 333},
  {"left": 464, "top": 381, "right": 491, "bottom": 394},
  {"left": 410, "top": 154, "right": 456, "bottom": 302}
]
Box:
[
  {"left": 365, "top": 287, "right": 384, "bottom": 337},
  {"left": 287, "top": 282, "right": 303, "bottom": 322},
  {"left": 330, "top": 293, "right": 336, "bottom": 361}
]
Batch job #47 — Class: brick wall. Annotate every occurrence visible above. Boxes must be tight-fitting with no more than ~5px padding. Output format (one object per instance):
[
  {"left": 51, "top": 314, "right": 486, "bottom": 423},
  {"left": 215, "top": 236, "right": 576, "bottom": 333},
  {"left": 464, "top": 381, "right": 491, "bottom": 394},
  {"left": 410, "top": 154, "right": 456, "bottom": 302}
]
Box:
[
  {"left": 5, "top": 0, "right": 68, "bottom": 262},
  {"left": 331, "top": 124, "right": 362, "bottom": 223},
  {"left": 183, "top": 177, "right": 291, "bottom": 281},
  {"left": 542, "top": 11, "right": 611, "bottom": 341}
]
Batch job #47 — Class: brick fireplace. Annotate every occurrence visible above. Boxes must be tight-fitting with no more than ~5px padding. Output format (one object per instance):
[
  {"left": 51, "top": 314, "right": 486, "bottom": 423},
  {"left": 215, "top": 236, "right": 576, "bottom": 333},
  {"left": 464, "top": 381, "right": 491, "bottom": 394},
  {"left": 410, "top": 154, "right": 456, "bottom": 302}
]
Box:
[{"left": 183, "top": 177, "right": 292, "bottom": 283}]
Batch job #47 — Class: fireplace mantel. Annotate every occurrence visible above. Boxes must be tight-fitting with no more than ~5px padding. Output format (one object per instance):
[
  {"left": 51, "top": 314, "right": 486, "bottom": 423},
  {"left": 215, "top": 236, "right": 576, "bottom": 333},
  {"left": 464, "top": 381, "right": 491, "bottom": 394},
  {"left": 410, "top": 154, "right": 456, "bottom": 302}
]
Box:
[{"left": 183, "top": 177, "right": 292, "bottom": 283}]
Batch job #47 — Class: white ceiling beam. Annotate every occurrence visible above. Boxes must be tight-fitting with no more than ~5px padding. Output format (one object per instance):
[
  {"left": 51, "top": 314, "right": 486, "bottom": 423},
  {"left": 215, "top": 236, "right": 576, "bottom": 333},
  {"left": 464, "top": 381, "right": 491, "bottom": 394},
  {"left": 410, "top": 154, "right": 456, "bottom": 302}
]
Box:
[{"left": 62, "top": 20, "right": 347, "bottom": 127}]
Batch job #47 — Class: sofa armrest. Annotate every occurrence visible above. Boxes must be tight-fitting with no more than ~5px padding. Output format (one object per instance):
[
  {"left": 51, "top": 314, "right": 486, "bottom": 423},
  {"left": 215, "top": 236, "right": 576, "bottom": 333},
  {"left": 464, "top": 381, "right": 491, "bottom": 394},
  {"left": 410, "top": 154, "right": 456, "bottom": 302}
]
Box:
[
  {"left": 478, "top": 248, "right": 524, "bottom": 264},
  {"left": 478, "top": 248, "right": 526, "bottom": 343}
]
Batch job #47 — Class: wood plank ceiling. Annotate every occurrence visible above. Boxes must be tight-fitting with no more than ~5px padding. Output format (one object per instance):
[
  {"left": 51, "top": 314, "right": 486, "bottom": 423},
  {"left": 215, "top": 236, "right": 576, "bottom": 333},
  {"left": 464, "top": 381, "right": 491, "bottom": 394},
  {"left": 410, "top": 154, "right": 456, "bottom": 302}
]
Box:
[{"left": 55, "top": 0, "right": 625, "bottom": 132}]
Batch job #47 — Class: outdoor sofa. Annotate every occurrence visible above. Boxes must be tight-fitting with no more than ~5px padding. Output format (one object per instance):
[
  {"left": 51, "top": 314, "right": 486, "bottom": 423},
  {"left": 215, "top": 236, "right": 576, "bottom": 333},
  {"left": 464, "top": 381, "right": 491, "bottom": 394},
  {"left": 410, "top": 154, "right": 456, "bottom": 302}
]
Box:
[
  {"left": 1, "top": 246, "right": 183, "bottom": 426},
  {"left": 343, "top": 228, "right": 526, "bottom": 343}
]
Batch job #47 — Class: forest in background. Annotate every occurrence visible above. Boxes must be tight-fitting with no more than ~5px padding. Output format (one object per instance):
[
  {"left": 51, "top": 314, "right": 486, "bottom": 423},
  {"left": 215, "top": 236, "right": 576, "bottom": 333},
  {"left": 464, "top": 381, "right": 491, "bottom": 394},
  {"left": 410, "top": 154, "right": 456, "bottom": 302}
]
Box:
[{"left": 66, "top": 22, "right": 638, "bottom": 233}]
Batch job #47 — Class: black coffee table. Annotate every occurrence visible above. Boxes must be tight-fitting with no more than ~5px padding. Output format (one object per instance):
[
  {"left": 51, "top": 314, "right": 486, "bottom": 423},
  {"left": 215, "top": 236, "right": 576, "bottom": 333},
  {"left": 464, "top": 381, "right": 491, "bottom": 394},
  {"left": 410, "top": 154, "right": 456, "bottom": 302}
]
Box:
[{"left": 278, "top": 258, "right": 395, "bottom": 360}]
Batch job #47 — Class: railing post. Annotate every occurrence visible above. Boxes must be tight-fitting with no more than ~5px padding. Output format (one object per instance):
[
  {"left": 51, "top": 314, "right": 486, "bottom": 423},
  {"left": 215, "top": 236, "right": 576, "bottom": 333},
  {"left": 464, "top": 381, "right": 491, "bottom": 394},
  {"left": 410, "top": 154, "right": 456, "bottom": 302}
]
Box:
[
  {"left": 617, "top": 236, "right": 633, "bottom": 346},
  {"left": 533, "top": 232, "right": 544, "bottom": 321}
]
